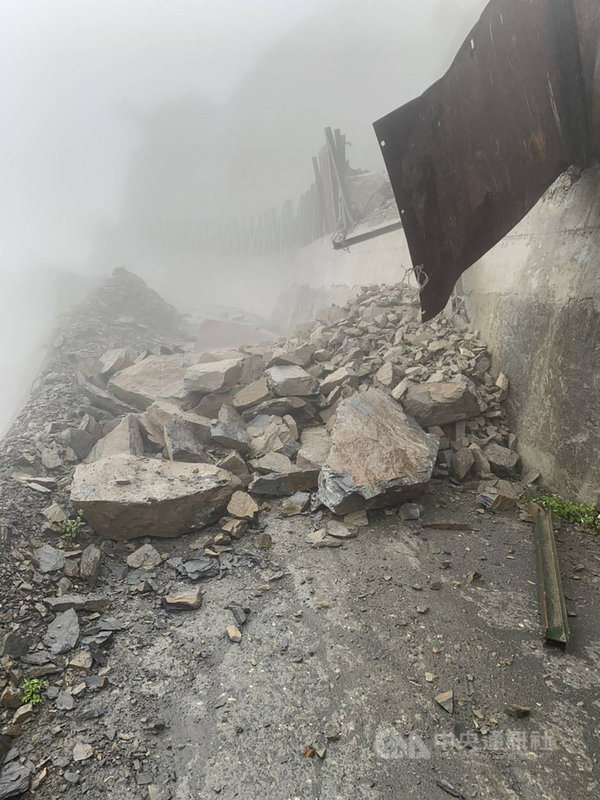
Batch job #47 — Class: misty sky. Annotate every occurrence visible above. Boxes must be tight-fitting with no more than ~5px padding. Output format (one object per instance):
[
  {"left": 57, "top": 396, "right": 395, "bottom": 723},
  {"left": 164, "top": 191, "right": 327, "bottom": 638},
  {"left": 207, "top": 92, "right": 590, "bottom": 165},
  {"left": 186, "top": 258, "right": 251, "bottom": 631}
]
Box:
[{"left": 0, "top": 0, "right": 487, "bottom": 431}]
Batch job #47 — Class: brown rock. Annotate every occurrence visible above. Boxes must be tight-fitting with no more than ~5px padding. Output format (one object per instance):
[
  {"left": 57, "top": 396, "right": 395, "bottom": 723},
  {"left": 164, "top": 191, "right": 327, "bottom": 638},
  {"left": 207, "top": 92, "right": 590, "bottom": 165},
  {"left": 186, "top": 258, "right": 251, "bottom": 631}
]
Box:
[
  {"left": 85, "top": 414, "right": 144, "bottom": 462},
  {"left": 296, "top": 427, "right": 331, "bottom": 470},
  {"left": 319, "top": 388, "right": 438, "bottom": 514},
  {"left": 108, "top": 355, "right": 187, "bottom": 411},
  {"left": 402, "top": 377, "right": 482, "bottom": 427},
  {"left": 164, "top": 587, "right": 203, "bottom": 610},
  {"left": 227, "top": 491, "right": 259, "bottom": 520},
  {"left": 483, "top": 442, "right": 520, "bottom": 477},
  {"left": 264, "top": 365, "right": 319, "bottom": 397},
  {"left": 71, "top": 454, "right": 241, "bottom": 539},
  {"left": 281, "top": 492, "right": 311, "bottom": 516},
  {"left": 127, "top": 543, "right": 162, "bottom": 570},
  {"left": 449, "top": 447, "right": 475, "bottom": 481},
  {"left": 226, "top": 624, "right": 242, "bottom": 642},
  {"left": 79, "top": 544, "right": 102, "bottom": 586},
  {"left": 219, "top": 517, "right": 248, "bottom": 538},
  {"left": 232, "top": 378, "right": 271, "bottom": 411},
  {"left": 183, "top": 357, "right": 244, "bottom": 395}
]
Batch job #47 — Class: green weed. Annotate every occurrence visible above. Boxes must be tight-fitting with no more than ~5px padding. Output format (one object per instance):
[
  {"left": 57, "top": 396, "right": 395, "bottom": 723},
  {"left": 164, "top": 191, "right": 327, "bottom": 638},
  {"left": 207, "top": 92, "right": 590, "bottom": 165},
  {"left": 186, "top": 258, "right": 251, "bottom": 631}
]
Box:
[
  {"left": 58, "top": 512, "right": 86, "bottom": 540},
  {"left": 21, "top": 678, "right": 48, "bottom": 706},
  {"left": 533, "top": 494, "right": 600, "bottom": 534}
]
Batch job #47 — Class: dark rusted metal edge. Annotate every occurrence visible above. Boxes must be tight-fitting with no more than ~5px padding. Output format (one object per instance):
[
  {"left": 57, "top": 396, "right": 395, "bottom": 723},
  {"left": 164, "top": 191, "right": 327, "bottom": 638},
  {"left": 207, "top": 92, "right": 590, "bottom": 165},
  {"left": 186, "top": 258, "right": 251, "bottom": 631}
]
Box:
[
  {"left": 529, "top": 503, "right": 570, "bottom": 646},
  {"left": 373, "top": 0, "right": 597, "bottom": 321}
]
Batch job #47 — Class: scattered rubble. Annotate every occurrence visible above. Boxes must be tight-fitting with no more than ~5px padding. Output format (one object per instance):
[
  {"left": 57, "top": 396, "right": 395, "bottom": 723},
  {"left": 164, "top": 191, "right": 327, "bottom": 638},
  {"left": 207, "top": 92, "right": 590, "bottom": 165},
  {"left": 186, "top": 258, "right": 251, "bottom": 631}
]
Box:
[{"left": 0, "top": 271, "right": 549, "bottom": 799}]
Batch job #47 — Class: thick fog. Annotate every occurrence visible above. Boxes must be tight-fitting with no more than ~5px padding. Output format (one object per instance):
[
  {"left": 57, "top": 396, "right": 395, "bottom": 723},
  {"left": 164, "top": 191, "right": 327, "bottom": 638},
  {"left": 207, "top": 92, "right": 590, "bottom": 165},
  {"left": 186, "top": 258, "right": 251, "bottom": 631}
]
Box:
[{"left": 0, "top": 0, "right": 487, "bottom": 432}]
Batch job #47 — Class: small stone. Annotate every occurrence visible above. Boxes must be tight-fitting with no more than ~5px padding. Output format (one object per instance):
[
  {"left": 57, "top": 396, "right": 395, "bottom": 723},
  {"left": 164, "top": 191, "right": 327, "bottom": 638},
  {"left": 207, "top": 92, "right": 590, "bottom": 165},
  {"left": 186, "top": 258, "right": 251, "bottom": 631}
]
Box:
[
  {"left": 42, "top": 503, "right": 68, "bottom": 525},
  {"left": 343, "top": 509, "right": 369, "bottom": 527},
  {"left": 416, "top": 606, "right": 430, "bottom": 615},
  {"left": 147, "top": 786, "right": 172, "bottom": 800},
  {"left": 68, "top": 651, "right": 93, "bottom": 671},
  {"left": 72, "top": 742, "right": 93, "bottom": 762},
  {"left": 226, "top": 625, "right": 242, "bottom": 643},
  {"left": 33, "top": 544, "right": 66, "bottom": 573},
  {"left": 218, "top": 451, "right": 251, "bottom": 484},
  {"left": 44, "top": 608, "right": 80, "bottom": 654},
  {"left": 449, "top": 447, "right": 474, "bottom": 481},
  {"left": 254, "top": 532, "right": 272, "bottom": 549},
  {"left": 164, "top": 587, "right": 203, "bottom": 611},
  {"left": 424, "top": 672, "right": 436, "bottom": 683},
  {"left": 435, "top": 690, "right": 454, "bottom": 713},
  {"left": 483, "top": 442, "right": 520, "bottom": 477},
  {"left": 326, "top": 520, "right": 357, "bottom": 539},
  {"left": 0, "top": 685, "right": 22, "bottom": 709},
  {"left": 79, "top": 544, "right": 102, "bottom": 586},
  {"left": 400, "top": 503, "right": 424, "bottom": 520},
  {"left": 127, "top": 544, "right": 162, "bottom": 571},
  {"left": 45, "top": 593, "right": 110, "bottom": 613},
  {"left": 281, "top": 492, "right": 311, "bottom": 516},
  {"left": 55, "top": 690, "right": 75, "bottom": 711},
  {"left": 13, "top": 703, "right": 34, "bottom": 724},
  {"left": 220, "top": 517, "right": 248, "bottom": 538},
  {"left": 227, "top": 491, "right": 259, "bottom": 520}
]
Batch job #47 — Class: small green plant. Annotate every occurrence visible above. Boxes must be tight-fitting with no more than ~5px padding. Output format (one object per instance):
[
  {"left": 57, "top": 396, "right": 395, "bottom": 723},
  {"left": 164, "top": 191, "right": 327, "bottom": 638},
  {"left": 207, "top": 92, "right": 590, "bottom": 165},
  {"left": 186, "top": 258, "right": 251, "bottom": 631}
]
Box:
[
  {"left": 58, "top": 512, "right": 86, "bottom": 540},
  {"left": 533, "top": 494, "right": 600, "bottom": 534},
  {"left": 21, "top": 678, "right": 48, "bottom": 706}
]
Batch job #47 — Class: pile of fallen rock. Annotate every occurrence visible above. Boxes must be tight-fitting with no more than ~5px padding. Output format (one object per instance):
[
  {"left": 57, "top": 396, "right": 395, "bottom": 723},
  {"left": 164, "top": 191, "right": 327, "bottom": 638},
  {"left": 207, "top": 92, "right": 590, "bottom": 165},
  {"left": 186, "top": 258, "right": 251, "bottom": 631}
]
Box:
[{"left": 47, "top": 281, "right": 525, "bottom": 547}]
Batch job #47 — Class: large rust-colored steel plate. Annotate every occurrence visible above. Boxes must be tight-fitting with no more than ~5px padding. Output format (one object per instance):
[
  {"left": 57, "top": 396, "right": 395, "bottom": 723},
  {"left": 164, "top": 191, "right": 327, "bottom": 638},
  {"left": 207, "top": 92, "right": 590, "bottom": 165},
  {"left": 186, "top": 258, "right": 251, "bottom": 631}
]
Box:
[{"left": 374, "top": 0, "right": 598, "bottom": 321}]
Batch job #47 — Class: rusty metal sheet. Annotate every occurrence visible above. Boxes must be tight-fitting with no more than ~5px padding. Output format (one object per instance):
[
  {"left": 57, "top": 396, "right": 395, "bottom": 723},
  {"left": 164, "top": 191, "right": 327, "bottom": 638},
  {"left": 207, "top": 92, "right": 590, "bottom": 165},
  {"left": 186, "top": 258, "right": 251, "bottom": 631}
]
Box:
[{"left": 374, "top": 0, "right": 598, "bottom": 321}]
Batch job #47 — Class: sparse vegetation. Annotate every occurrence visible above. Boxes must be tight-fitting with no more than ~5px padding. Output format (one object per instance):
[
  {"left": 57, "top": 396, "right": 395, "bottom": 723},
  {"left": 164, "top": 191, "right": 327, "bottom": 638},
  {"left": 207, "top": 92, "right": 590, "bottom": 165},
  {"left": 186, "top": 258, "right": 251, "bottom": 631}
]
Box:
[
  {"left": 58, "top": 512, "right": 86, "bottom": 540},
  {"left": 533, "top": 494, "right": 600, "bottom": 534},
  {"left": 21, "top": 678, "right": 48, "bottom": 706}
]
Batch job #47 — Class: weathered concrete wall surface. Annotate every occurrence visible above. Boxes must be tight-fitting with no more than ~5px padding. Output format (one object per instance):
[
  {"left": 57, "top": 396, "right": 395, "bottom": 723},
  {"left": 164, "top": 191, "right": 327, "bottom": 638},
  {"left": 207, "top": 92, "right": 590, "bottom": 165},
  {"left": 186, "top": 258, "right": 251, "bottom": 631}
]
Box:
[
  {"left": 273, "top": 226, "right": 411, "bottom": 330},
  {"left": 463, "top": 166, "right": 600, "bottom": 503}
]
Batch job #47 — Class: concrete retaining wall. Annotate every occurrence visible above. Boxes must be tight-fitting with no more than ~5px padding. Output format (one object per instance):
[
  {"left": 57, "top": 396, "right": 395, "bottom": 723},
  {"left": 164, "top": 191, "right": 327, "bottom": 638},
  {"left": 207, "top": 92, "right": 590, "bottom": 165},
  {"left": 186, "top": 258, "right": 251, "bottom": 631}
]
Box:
[
  {"left": 274, "top": 226, "right": 412, "bottom": 330},
  {"left": 463, "top": 167, "right": 600, "bottom": 503}
]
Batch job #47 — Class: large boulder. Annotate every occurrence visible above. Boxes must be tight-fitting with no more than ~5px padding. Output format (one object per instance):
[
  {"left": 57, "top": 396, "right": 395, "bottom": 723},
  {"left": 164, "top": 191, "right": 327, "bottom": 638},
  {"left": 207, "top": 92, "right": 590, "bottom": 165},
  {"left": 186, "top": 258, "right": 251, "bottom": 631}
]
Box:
[
  {"left": 107, "top": 355, "right": 187, "bottom": 411},
  {"left": 264, "top": 365, "right": 319, "bottom": 397},
  {"left": 85, "top": 415, "right": 144, "bottom": 462},
  {"left": 318, "top": 388, "right": 439, "bottom": 514},
  {"left": 70, "top": 454, "right": 241, "bottom": 539},
  {"left": 184, "top": 357, "right": 244, "bottom": 395},
  {"left": 402, "top": 377, "right": 482, "bottom": 427}
]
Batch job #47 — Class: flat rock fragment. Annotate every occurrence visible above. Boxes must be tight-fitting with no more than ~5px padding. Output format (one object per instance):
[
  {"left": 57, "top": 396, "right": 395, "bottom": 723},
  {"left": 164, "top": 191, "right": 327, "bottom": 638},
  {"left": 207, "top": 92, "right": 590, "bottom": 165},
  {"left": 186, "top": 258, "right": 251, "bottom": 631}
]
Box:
[{"left": 71, "top": 454, "right": 241, "bottom": 539}]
